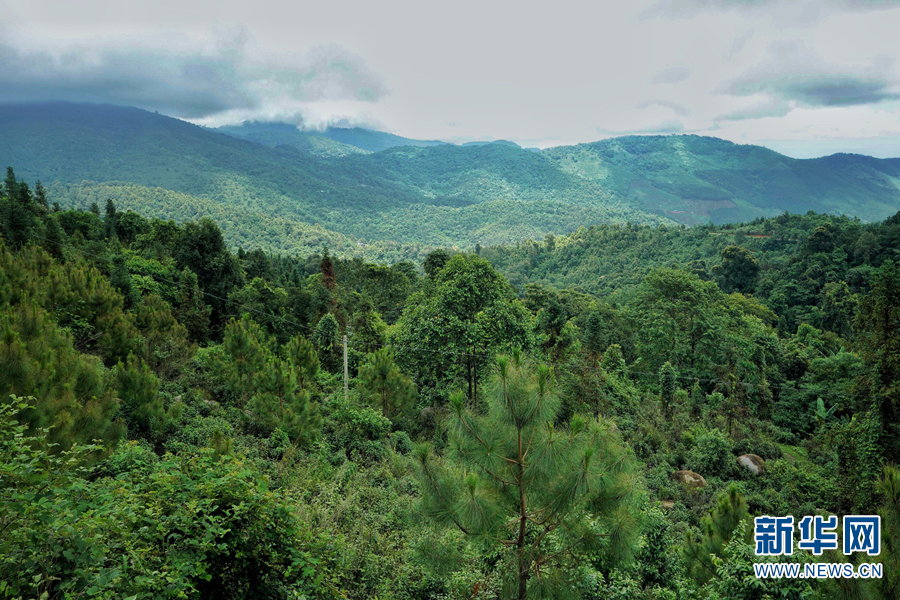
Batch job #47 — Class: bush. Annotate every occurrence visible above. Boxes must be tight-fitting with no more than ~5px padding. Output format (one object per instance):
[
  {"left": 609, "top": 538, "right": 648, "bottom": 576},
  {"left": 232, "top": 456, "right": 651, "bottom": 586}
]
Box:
[
  {"left": 686, "top": 428, "right": 734, "bottom": 478},
  {"left": 390, "top": 430, "right": 414, "bottom": 454},
  {"left": 1, "top": 398, "right": 338, "bottom": 599},
  {"left": 324, "top": 396, "right": 392, "bottom": 462}
]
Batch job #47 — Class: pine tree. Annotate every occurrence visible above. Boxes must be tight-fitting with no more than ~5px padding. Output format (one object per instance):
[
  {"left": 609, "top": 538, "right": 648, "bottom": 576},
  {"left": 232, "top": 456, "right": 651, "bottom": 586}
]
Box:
[
  {"left": 114, "top": 353, "right": 181, "bottom": 441},
  {"left": 358, "top": 348, "right": 416, "bottom": 420},
  {"left": 133, "top": 294, "right": 195, "bottom": 378},
  {"left": 320, "top": 247, "right": 336, "bottom": 290},
  {"left": 2, "top": 167, "right": 16, "bottom": 198},
  {"left": 172, "top": 218, "right": 243, "bottom": 335},
  {"left": 314, "top": 313, "right": 340, "bottom": 372},
  {"left": 33, "top": 181, "right": 48, "bottom": 212},
  {"left": 43, "top": 215, "right": 65, "bottom": 260},
  {"left": 217, "top": 316, "right": 321, "bottom": 444},
  {"left": 104, "top": 198, "right": 118, "bottom": 239},
  {"left": 175, "top": 268, "right": 211, "bottom": 343},
  {"left": 209, "top": 428, "right": 234, "bottom": 458},
  {"left": 683, "top": 484, "right": 750, "bottom": 585},
  {"left": 0, "top": 301, "right": 123, "bottom": 450},
  {"left": 582, "top": 312, "right": 606, "bottom": 360},
  {"left": 246, "top": 357, "right": 321, "bottom": 445},
  {"left": 0, "top": 167, "right": 37, "bottom": 249},
  {"left": 415, "top": 354, "right": 639, "bottom": 599},
  {"left": 110, "top": 252, "right": 137, "bottom": 309},
  {"left": 217, "top": 315, "right": 270, "bottom": 402},
  {"left": 284, "top": 333, "right": 319, "bottom": 391},
  {"left": 0, "top": 243, "right": 139, "bottom": 366}
]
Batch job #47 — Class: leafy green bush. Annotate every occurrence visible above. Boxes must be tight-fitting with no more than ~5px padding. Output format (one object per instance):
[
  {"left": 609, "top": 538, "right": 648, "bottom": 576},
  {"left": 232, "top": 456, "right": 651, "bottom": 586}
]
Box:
[
  {"left": 686, "top": 428, "right": 734, "bottom": 478},
  {"left": 324, "top": 396, "right": 392, "bottom": 462},
  {"left": 0, "top": 398, "right": 339, "bottom": 599}
]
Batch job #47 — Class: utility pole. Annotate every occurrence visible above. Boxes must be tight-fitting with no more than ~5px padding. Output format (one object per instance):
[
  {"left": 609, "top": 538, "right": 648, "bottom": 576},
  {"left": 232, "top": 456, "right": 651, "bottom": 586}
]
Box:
[{"left": 343, "top": 334, "right": 349, "bottom": 401}]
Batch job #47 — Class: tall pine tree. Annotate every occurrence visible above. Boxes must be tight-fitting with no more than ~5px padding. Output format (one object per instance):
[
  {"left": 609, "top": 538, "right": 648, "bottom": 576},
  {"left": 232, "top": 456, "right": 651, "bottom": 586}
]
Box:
[{"left": 415, "top": 354, "right": 639, "bottom": 599}]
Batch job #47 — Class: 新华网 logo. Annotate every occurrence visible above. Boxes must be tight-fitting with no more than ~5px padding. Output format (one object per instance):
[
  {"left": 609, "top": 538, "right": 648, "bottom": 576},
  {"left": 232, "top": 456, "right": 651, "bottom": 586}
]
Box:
[{"left": 754, "top": 515, "right": 880, "bottom": 557}]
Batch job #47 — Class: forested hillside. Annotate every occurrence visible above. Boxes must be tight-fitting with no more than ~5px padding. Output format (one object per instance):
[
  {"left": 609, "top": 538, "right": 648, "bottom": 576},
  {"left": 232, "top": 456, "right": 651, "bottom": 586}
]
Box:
[
  {"left": 4, "top": 103, "right": 900, "bottom": 265},
  {"left": 4, "top": 167, "right": 900, "bottom": 599},
  {"left": 546, "top": 135, "right": 900, "bottom": 224},
  {"left": 216, "top": 122, "right": 372, "bottom": 157},
  {"left": 217, "top": 122, "right": 446, "bottom": 154},
  {"left": 486, "top": 212, "right": 899, "bottom": 334},
  {"left": 0, "top": 103, "right": 668, "bottom": 260}
]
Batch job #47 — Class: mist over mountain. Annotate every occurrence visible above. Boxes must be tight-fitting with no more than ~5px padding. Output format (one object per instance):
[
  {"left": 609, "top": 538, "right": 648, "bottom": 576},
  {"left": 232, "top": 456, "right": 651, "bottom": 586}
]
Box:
[
  {"left": 0, "top": 103, "right": 666, "bottom": 258},
  {"left": 1, "top": 102, "right": 899, "bottom": 260},
  {"left": 216, "top": 121, "right": 448, "bottom": 155}
]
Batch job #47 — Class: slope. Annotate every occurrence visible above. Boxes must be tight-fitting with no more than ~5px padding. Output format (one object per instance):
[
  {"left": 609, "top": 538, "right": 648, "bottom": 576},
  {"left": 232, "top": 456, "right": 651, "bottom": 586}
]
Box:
[
  {"left": 545, "top": 135, "right": 900, "bottom": 225},
  {"left": 216, "top": 122, "right": 370, "bottom": 157},
  {"left": 0, "top": 103, "right": 668, "bottom": 256},
  {"left": 308, "top": 127, "right": 447, "bottom": 152}
]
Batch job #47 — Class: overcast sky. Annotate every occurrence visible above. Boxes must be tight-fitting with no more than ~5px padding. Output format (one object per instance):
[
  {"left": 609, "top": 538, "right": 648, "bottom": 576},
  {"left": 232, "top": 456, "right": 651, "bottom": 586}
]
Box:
[{"left": 2, "top": 0, "right": 900, "bottom": 157}]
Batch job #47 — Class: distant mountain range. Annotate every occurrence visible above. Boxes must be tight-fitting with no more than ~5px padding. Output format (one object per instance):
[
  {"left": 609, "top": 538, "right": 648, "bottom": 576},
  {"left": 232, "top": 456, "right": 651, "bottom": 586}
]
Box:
[
  {"left": 545, "top": 136, "right": 900, "bottom": 225},
  {"left": 1, "top": 102, "right": 898, "bottom": 259},
  {"left": 216, "top": 122, "right": 448, "bottom": 156}
]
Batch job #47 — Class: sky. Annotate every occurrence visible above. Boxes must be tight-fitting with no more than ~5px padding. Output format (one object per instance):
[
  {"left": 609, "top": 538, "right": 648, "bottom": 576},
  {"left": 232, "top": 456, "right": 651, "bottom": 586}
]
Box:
[{"left": 2, "top": 0, "right": 900, "bottom": 157}]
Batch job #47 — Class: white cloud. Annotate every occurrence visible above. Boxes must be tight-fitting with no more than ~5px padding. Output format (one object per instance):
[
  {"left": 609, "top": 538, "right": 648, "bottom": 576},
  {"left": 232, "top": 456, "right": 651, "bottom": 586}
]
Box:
[
  {"left": 1, "top": 0, "right": 899, "bottom": 156},
  {"left": 0, "top": 28, "right": 388, "bottom": 121}
]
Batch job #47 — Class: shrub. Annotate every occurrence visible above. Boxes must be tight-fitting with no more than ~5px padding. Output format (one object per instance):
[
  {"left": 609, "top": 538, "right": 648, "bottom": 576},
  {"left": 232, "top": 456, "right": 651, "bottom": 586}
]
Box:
[{"left": 686, "top": 428, "right": 734, "bottom": 478}]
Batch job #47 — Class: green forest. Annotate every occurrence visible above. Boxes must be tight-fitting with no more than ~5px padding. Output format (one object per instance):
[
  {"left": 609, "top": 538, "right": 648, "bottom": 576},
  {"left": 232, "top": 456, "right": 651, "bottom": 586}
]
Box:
[
  {"left": 3, "top": 163, "right": 900, "bottom": 600},
  {"left": 4, "top": 104, "right": 900, "bottom": 265},
  {"left": 0, "top": 103, "right": 671, "bottom": 261}
]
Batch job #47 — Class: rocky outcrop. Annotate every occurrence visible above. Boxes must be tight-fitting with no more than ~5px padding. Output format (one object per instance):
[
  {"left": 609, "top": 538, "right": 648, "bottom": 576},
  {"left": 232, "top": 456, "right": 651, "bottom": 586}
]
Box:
[
  {"left": 737, "top": 454, "right": 765, "bottom": 475},
  {"left": 672, "top": 470, "right": 706, "bottom": 489}
]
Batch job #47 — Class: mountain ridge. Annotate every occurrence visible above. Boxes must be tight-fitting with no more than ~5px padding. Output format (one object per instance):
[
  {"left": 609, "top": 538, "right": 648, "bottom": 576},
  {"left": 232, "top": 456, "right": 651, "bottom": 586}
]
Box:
[
  {"left": 0, "top": 102, "right": 668, "bottom": 259},
  {"left": 2, "top": 102, "right": 899, "bottom": 258}
]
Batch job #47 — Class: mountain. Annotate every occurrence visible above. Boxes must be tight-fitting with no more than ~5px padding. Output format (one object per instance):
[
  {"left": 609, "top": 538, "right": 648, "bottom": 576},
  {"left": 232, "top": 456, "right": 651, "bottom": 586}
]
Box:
[
  {"left": 217, "top": 122, "right": 449, "bottom": 155},
  {"left": 308, "top": 127, "right": 447, "bottom": 152},
  {"left": 0, "top": 103, "right": 666, "bottom": 258},
  {"left": 544, "top": 135, "right": 900, "bottom": 225},
  {"left": 2, "top": 103, "right": 899, "bottom": 261},
  {"left": 461, "top": 140, "right": 522, "bottom": 148},
  {"left": 215, "top": 122, "right": 370, "bottom": 157},
  {"left": 219, "top": 121, "right": 900, "bottom": 225}
]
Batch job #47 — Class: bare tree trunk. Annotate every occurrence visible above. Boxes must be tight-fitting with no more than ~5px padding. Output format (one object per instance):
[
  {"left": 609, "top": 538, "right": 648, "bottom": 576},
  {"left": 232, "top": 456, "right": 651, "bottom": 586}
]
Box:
[
  {"left": 517, "top": 425, "right": 528, "bottom": 600},
  {"left": 473, "top": 345, "right": 478, "bottom": 404}
]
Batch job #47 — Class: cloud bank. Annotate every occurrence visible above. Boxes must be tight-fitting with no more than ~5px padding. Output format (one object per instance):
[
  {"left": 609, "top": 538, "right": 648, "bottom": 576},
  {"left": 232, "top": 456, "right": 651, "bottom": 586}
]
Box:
[
  {"left": 0, "top": 29, "right": 388, "bottom": 127},
  {"left": 717, "top": 41, "right": 900, "bottom": 120},
  {"left": 1, "top": 0, "right": 899, "bottom": 156}
]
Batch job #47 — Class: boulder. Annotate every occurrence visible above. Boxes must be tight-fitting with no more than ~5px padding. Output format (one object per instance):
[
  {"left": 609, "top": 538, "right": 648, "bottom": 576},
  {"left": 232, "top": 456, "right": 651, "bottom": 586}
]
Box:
[
  {"left": 672, "top": 470, "right": 706, "bottom": 489},
  {"left": 737, "top": 454, "right": 765, "bottom": 475}
]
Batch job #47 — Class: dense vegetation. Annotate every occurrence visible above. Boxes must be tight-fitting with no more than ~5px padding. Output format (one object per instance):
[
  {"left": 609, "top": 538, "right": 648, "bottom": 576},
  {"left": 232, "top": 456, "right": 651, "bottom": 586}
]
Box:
[
  {"left": 5, "top": 103, "right": 900, "bottom": 265},
  {"left": 0, "top": 103, "right": 669, "bottom": 261},
  {"left": 545, "top": 135, "right": 900, "bottom": 224},
  {"left": 3, "top": 165, "right": 900, "bottom": 599},
  {"left": 217, "top": 122, "right": 445, "bottom": 155}
]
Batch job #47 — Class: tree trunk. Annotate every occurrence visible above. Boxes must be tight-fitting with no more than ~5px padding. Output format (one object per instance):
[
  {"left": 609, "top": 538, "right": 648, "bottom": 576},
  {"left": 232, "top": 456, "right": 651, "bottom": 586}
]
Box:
[
  {"left": 473, "top": 346, "right": 478, "bottom": 404},
  {"left": 517, "top": 426, "right": 528, "bottom": 600}
]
